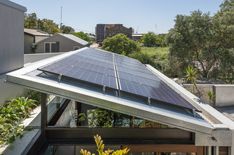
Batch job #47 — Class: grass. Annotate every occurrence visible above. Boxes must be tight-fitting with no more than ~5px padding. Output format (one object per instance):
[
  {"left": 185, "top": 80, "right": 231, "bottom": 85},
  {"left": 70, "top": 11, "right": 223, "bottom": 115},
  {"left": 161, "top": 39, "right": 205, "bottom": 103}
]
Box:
[{"left": 140, "top": 47, "right": 169, "bottom": 57}]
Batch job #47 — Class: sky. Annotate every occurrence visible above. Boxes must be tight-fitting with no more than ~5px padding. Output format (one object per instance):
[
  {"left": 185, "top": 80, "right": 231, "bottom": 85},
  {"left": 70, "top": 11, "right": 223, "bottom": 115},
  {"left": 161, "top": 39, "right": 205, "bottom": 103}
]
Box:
[{"left": 12, "top": 0, "right": 223, "bottom": 34}]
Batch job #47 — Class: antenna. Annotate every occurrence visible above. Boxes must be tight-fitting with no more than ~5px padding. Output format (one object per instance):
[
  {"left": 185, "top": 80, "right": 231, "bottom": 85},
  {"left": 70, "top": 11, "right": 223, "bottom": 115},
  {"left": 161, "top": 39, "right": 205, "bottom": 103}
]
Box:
[{"left": 60, "top": 6, "right": 63, "bottom": 29}]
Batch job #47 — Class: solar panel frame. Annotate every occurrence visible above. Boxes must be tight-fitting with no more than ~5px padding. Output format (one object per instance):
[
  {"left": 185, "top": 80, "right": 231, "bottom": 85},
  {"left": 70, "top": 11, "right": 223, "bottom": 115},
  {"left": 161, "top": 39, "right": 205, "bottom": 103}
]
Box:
[{"left": 38, "top": 48, "right": 196, "bottom": 111}]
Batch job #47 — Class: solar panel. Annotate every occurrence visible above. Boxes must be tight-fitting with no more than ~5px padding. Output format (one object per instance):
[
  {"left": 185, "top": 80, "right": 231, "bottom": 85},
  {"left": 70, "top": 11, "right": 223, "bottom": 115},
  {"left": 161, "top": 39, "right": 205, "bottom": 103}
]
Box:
[
  {"left": 39, "top": 48, "right": 118, "bottom": 89},
  {"left": 38, "top": 48, "right": 195, "bottom": 110},
  {"left": 114, "top": 53, "right": 194, "bottom": 110}
]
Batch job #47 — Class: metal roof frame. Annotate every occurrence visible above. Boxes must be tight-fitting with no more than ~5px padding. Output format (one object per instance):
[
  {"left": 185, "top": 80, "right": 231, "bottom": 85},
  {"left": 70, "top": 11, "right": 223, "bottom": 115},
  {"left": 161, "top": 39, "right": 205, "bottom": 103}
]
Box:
[{"left": 6, "top": 47, "right": 233, "bottom": 136}]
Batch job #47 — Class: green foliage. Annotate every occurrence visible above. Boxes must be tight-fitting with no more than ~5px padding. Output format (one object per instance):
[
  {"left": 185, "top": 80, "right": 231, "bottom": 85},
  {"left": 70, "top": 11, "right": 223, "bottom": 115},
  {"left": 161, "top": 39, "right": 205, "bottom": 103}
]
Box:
[
  {"left": 37, "top": 19, "right": 60, "bottom": 34},
  {"left": 167, "top": 7, "right": 234, "bottom": 83},
  {"left": 185, "top": 66, "right": 199, "bottom": 94},
  {"left": 139, "top": 47, "right": 170, "bottom": 73},
  {"left": 141, "top": 32, "right": 157, "bottom": 47},
  {"left": 60, "top": 25, "right": 75, "bottom": 34},
  {"left": 207, "top": 90, "right": 215, "bottom": 104},
  {"left": 129, "top": 51, "right": 155, "bottom": 66},
  {"left": 80, "top": 135, "right": 129, "bottom": 155},
  {"left": 24, "top": 13, "right": 37, "bottom": 29},
  {"left": 102, "top": 34, "right": 140, "bottom": 55},
  {"left": 73, "top": 31, "right": 92, "bottom": 43},
  {"left": 141, "top": 32, "right": 167, "bottom": 47},
  {"left": 88, "top": 109, "right": 114, "bottom": 127},
  {"left": 0, "top": 96, "right": 38, "bottom": 145},
  {"left": 24, "top": 13, "right": 61, "bottom": 34}
]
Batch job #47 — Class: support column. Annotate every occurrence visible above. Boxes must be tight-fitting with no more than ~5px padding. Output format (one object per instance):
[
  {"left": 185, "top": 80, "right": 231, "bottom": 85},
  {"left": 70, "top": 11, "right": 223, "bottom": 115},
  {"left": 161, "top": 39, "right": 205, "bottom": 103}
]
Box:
[
  {"left": 214, "top": 146, "right": 219, "bottom": 155},
  {"left": 207, "top": 146, "right": 212, "bottom": 155},
  {"left": 41, "top": 93, "right": 47, "bottom": 134}
]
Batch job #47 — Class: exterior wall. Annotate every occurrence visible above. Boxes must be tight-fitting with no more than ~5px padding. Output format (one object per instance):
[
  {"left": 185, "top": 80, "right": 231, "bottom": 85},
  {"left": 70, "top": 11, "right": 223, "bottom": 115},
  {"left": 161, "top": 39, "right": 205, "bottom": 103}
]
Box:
[
  {"left": 96, "top": 24, "right": 133, "bottom": 43},
  {"left": 96, "top": 24, "right": 105, "bottom": 43},
  {"left": 35, "top": 34, "right": 85, "bottom": 53},
  {"left": 0, "top": 53, "right": 64, "bottom": 105},
  {"left": 183, "top": 84, "right": 234, "bottom": 107},
  {"left": 0, "top": 75, "right": 25, "bottom": 105},
  {"left": 214, "top": 85, "right": 234, "bottom": 107},
  {"left": 105, "top": 24, "right": 133, "bottom": 39},
  {"left": 24, "top": 34, "right": 34, "bottom": 54},
  {"left": 24, "top": 34, "right": 49, "bottom": 54},
  {"left": 183, "top": 84, "right": 214, "bottom": 106},
  {"left": 0, "top": 2, "right": 25, "bottom": 74},
  {"left": 35, "top": 36, "right": 48, "bottom": 43}
]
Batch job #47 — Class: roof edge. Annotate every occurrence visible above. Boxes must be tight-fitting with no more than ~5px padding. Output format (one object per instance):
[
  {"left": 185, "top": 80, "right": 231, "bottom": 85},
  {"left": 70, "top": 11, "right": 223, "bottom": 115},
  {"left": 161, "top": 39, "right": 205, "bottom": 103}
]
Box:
[
  {"left": 146, "top": 64, "right": 234, "bottom": 130},
  {"left": 0, "top": 0, "right": 27, "bottom": 12}
]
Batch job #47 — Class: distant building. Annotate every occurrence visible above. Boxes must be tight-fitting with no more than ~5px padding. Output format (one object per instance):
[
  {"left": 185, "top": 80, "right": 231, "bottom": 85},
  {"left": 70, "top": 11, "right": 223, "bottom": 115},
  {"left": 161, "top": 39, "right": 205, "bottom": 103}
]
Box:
[
  {"left": 35, "top": 33, "right": 90, "bottom": 53},
  {"left": 95, "top": 24, "right": 133, "bottom": 43},
  {"left": 132, "top": 33, "right": 144, "bottom": 41},
  {"left": 24, "top": 28, "right": 50, "bottom": 54}
]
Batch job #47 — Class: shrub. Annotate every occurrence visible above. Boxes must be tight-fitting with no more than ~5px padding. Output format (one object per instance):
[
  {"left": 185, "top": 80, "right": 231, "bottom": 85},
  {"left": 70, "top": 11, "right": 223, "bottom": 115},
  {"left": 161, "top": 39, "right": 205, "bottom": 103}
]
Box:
[
  {"left": 102, "top": 34, "right": 140, "bottom": 55},
  {"left": 129, "top": 52, "right": 155, "bottom": 66},
  {"left": 0, "top": 97, "right": 38, "bottom": 145},
  {"left": 80, "top": 135, "right": 129, "bottom": 155}
]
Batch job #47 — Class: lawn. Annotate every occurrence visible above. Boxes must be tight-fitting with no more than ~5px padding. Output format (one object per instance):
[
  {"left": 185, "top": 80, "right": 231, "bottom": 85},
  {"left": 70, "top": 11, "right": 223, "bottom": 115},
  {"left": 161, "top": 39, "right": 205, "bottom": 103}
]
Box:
[
  {"left": 139, "top": 47, "right": 170, "bottom": 73},
  {"left": 140, "top": 47, "right": 169, "bottom": 57}
]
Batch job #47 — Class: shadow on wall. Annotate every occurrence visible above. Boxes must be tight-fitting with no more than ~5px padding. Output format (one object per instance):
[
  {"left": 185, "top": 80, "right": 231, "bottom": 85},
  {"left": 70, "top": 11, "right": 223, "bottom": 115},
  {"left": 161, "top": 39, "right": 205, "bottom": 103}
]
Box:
[
  {"left": 183, "top": 84, "right": 234, "bottom": 107},
  {"left": 0, "top": 75, "right": 25, "bottom": 105}
]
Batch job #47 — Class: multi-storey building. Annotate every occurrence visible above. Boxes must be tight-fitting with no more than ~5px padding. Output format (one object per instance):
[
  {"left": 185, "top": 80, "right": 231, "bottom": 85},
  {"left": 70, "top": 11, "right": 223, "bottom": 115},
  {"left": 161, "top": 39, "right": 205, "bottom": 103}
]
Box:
[{"left": 95, "top": 24, "right": 133, "bottom": 43}]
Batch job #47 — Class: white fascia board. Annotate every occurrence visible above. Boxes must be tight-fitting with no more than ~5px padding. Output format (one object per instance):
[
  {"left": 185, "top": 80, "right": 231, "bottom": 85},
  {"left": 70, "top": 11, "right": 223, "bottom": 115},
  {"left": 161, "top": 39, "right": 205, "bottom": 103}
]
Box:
[
  {"left": 6, "top": 47, "right": 213, "bottom": 134},
  {"left": 7, "top": 74, "right": 213, "bottom": 134},
  {"left": 146, "top": 65, "right": 234, "bottom": 130}
]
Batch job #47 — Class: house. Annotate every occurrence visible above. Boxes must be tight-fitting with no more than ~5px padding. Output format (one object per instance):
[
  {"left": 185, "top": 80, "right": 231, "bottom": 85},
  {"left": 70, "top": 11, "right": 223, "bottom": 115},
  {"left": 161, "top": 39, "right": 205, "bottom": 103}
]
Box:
[
  {"left": 35, "top": 33, "right": 89, "bottom": 53},
  {"left": 24, "top": 28, "right": 50, "bottom": 54},
  {"left": 96, "top": 24, "right": 133, "bottom": 43},
  {"left": 132, "top": 33, "right": 144, "bottom": 41},
  {"left": 6, "top": 47, "right": 234, "bottom": 155}
]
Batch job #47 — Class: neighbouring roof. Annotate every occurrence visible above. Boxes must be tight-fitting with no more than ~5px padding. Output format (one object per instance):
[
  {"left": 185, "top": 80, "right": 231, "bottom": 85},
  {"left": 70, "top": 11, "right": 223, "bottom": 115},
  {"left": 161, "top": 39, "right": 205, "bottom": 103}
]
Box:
[
  {"left": 132, "top": 34, "right": 144, "bottom": 37},
  {"left": 0, "top": 0, "right": 26, "bottom": 12},
  {"left": 6, "top": 47, "right": 234, "bottom": 135},
  {"left": 58, "top": 33, "right": 89, "bottom": 46},
  {"left": 24, "top": 29, "right": 50, "bottom": 36}
]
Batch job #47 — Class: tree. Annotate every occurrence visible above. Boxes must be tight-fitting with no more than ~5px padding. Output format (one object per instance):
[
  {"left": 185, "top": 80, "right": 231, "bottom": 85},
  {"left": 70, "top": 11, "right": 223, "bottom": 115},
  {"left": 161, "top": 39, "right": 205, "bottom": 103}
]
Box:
[
  {"left": 24, "top": 13, "right": 38, "bottom": 29},
  {"left": 24, "top": 12, "right": 61, "bottom": 34},
  {"left": 102, "top": 34, "right": 140, "bottom": 55},
  {"left": 141, "top": 32, "right": 157, "bottom": 47},
  {"left": 214, "top": 0, "right": 234, "bottom": 83},
  {"left": 73, "top": 31, "right": 92, "bottom": 42},
  {"left": 60, "top": 25, "right": 75, "bottom": 34},
  {"left": 37, "top": 19, "right": 60, "bottom": 34},
  {"left": 167, "top": 10, "right": 222, "bottom": 79}
]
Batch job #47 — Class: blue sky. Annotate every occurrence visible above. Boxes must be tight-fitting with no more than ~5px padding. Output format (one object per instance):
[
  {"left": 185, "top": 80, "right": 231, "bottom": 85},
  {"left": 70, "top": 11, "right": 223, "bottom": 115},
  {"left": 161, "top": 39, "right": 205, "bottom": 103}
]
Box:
[{"left": 12, "top": 0, "right": 223, "bottom": 34}]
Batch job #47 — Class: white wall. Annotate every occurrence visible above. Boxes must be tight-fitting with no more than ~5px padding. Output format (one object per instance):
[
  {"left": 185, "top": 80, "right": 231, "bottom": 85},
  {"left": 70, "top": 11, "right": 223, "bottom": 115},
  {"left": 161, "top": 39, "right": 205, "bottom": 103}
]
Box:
[
  {"left": 0, "top": 75, "right": 25, "bottom": 104},
  {"left": 215, "top": 85, "right": 234, "bottom": 107},
  {"left": 0, "top": 2, "right": 25, "bottom": 74}
]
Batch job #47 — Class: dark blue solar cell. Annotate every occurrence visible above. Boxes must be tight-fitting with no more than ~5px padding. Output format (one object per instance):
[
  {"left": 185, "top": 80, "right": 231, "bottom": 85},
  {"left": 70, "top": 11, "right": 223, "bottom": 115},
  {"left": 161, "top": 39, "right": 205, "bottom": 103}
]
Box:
[
  {"left": 38, "top": 48, "right": 195, "bottom": 110},
  {"left": 119, "top": 78, "right": 194, "bottom": 109},
  {"left": 38, "top": 48, "right": 117, "bottom": 89}
]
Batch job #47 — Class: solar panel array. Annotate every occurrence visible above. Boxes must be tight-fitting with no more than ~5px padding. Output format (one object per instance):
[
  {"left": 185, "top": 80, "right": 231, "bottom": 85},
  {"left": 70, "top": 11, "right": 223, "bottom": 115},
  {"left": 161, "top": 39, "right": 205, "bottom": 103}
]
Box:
[{"left": 38, "top": 48, "right": 195, "bottom": 110}]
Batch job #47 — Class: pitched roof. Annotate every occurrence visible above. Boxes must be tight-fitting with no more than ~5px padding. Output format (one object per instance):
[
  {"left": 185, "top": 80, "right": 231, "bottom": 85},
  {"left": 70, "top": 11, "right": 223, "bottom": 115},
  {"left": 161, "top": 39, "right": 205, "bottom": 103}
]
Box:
[
  {"left": 24, "top": 28, "right": 49, "bottom": 36},
  {"left": 58, "top": 33, "right": 89, "bottom": 46},
  {"left": 6, "top": 47, "right": 223, "bottom": 134}
]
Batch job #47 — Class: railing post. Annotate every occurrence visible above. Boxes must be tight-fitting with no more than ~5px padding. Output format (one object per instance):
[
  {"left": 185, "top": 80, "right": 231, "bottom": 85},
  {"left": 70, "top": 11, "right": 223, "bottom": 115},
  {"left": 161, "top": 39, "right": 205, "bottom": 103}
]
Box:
[{"left": 41, "top": 93, "right": 47, "bottom": 134}]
